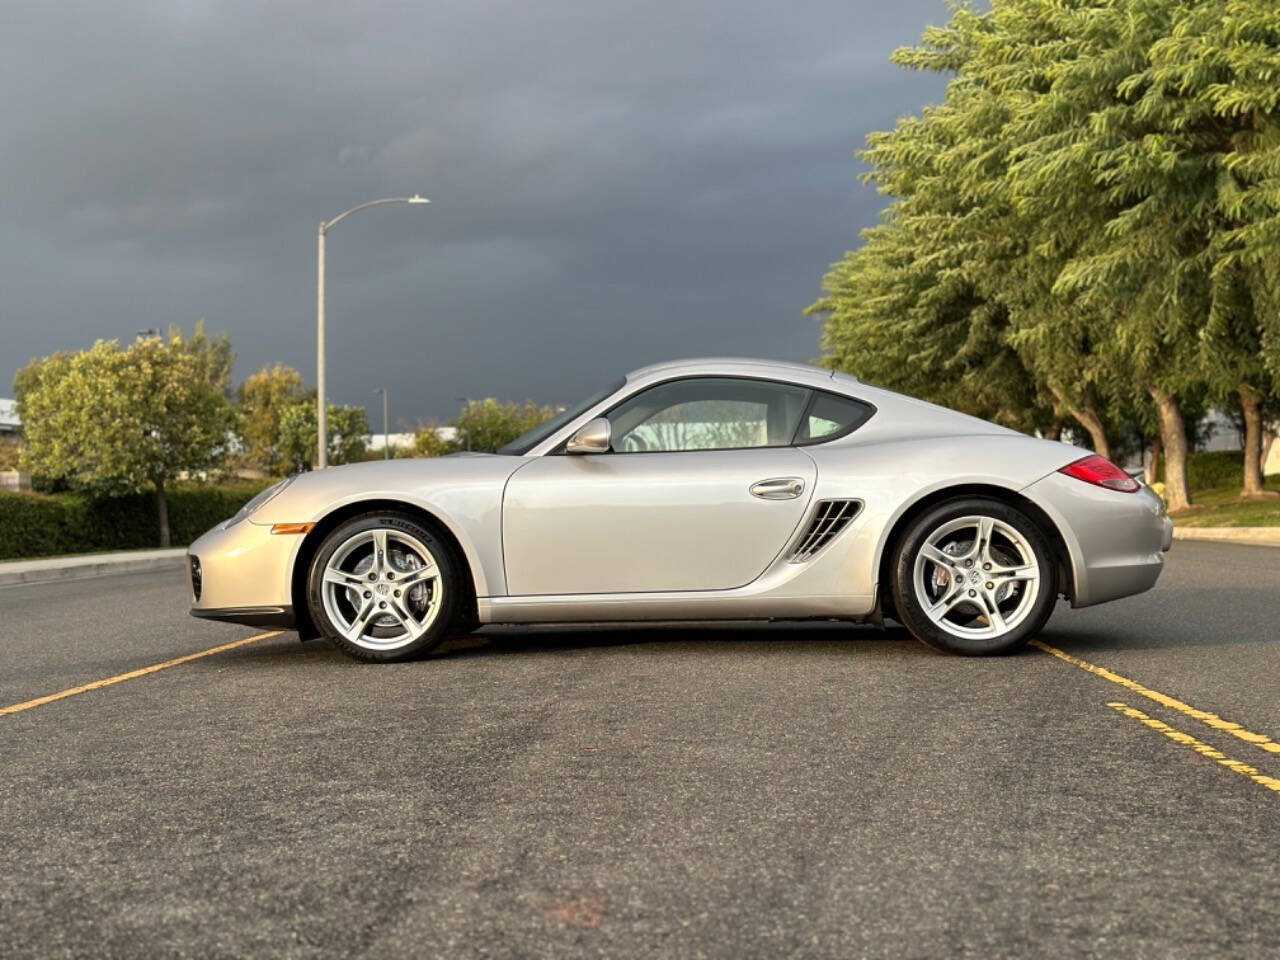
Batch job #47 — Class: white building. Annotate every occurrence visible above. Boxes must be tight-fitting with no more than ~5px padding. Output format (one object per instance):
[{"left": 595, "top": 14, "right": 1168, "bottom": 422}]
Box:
[
  {"left": 1200, "top": 409, "right": 1242, "bottom": 453},
  {"left": 364, "top": 432, "right": 418, "bottom": 454},
  {"left": 1201, "top": 409, "right": 1280, "bottom": 475},
  {"left": 364, "top": 425, "right": 457, "bottom": 455},
  {"left": 0, "top": 398, "right": 30, "bottom": 490},
  {"left": 0, "top": 398, "right": 20, "bottom": 435}
]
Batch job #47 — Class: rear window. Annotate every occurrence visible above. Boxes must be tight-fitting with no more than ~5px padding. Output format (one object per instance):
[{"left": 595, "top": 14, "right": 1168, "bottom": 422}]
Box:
[{"left": 794, "top": 392, "right": 874, "bottom": 444}]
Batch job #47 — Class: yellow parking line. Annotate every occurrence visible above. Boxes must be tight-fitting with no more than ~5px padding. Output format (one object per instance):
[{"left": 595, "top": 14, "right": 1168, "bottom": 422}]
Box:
[
  {"left": 1032, "top": 639, "right": 1280, "bottom": 755},
  {"left": 1107, "top": 702, "right": 1280, "bottom": 794},
  {"left": 0, "top": 631, "right": 282, "bottom": 718}
]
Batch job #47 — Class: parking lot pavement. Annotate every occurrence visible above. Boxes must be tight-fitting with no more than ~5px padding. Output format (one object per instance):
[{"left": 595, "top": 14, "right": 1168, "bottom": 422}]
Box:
[
  {"left": 0, "top": 569, "right": 254, "bottom": 708},
  {"left": 1, "top": 543, "right": 1278, "bottom": 959}
]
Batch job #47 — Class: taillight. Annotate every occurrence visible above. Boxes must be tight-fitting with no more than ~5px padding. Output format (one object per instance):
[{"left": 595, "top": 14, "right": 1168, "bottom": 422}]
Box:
[{"left": 1059, "top": 454, "right": 1140, "bottom": 493}]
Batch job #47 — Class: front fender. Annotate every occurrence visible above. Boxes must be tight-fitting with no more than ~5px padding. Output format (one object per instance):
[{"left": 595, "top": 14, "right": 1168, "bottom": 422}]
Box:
[{"left": 250, "top": 457, "right": 522, "bottom": 598}]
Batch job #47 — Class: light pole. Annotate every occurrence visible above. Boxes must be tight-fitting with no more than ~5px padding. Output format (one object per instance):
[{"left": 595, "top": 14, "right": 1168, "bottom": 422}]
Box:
[
  {"left": 373, "top": 388, "right": 390, "bottom": 460},
  {"left": 316, "top": 194, "right": 429, "bottom": 468}
]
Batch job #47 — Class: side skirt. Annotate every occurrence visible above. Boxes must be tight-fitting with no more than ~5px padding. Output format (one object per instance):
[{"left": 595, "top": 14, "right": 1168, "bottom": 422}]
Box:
[{"left": 477, "top": 593, "right": 873, "bottom": 625}]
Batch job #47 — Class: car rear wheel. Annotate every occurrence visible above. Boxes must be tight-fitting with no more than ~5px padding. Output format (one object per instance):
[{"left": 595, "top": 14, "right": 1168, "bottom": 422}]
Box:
[
  {"left": 306, "top": 511, "right": 463, "bottom": 662},
  {"left": 890, "top": 498, "right": 1056, "bottom": 655}
]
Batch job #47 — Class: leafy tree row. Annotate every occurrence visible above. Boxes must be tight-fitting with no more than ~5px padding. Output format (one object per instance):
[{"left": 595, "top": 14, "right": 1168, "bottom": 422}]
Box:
[
  {"left": 15, "top": 328, "right": 368, "bottom": 546},
  {"left": 810, "top": 0, "right": 1280, "bottom": 511},
  {"left": 17, "top": 328, "right": 238, "bottom": 546},
  {"left": 14, "top": 328, "right": 559, "bottom": 546}
]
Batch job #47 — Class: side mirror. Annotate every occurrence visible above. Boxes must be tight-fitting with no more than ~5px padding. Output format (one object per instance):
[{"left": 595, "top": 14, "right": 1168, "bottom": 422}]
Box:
[{"left": 565, "top": 417, "right": 611, "bottom": 454}]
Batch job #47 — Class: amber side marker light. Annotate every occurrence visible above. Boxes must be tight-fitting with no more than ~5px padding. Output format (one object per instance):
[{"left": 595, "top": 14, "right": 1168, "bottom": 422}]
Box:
[
  {"left": 270, "top": 523, "right": 315, "bottom": 535},
  {"left": 1058, "top": 454, "right": 1140, "bottom": 493}
]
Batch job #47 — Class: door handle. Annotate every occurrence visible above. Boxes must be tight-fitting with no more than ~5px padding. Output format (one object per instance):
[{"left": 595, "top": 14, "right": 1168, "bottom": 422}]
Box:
[{"left": 750, "top": 477, "right": 805, "bottom": 500}]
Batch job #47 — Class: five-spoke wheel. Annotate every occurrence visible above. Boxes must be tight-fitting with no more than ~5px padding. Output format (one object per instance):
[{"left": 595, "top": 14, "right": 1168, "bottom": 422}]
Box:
[
  {"left": 306, "top": 512, "right": 461, "bottom": 661},
  {"left": 892, "top": 498, "right": 1056, "bottom": 655}
]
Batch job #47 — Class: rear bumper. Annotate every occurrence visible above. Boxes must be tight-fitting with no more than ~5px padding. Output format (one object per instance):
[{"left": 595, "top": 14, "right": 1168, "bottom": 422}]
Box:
[{"left": 1024, "top": 473, "right": 1172, "bottom": 608}]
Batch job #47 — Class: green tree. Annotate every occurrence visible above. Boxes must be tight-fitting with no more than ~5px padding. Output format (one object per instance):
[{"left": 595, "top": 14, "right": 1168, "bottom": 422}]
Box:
[
  {"left": 412, "top": 419, "right": 456, "bottom": 458},
  {"left": 1139, "top": 0, "right": 1280, "bottom": 497},
  {"left": 238, "top": 364, "right": 309, "bottom": 473},
  {"left": 277, "top": 401, "right": 369, "bottom": 473},
  {"left": 813, "top": 0, "right": 1280, "bottom": 510},
  {"left": 170, "top": 321, "right": 234, "bottom": 397},
  {"left": 411, "top": 399, "right": 557, "bottom": 457},
  {"left": 809, "top": 8, "right": 1071, "bottom": 442},
  {"left": 455, "top": 398, "right": 555, "bottom": 453},
  {"left": 984, "top": 0, "right": 1280, "bottom": 506},
  {"left": 15, "top": 332, "right": 236, "bottom": 546},
  {"left": 0, "top": 438, "right": 20, "bottom": 472}
]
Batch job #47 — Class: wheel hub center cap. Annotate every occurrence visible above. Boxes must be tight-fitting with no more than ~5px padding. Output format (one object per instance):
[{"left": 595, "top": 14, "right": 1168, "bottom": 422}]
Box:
[{"left": 374, "top": 582, "right": 390, "bottom": 596}]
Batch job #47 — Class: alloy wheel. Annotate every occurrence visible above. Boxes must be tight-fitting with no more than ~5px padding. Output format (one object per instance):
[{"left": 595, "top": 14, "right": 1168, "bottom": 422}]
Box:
[
  {"left": 911, "top": 514, "right": 1041, "bottom": 640},
  {"left": 320, "top": 527, "right": 443, "bottom": 651}
]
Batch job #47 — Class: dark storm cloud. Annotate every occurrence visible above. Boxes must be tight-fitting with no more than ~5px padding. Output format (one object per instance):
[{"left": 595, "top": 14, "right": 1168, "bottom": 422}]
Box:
[{"left": 0, "top": 0, "right": 947, "bottom": 424}]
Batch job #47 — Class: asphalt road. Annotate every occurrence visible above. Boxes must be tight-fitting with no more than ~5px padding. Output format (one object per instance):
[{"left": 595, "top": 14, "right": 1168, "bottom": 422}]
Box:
[{"left": 1, "top": 542, "right": 1278, "bottom": 959}]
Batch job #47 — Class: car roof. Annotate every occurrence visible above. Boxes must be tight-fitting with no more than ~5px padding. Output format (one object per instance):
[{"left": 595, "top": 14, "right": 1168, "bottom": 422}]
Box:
[
  {"left": 619, "top": 358, "right": 1012, "bottom": 438},
  {"left": 520, "top": 357, "right": 1012, "bottom": 455},
  {"left": 625, "top": 357, "right": 856, "bottom": 387}
]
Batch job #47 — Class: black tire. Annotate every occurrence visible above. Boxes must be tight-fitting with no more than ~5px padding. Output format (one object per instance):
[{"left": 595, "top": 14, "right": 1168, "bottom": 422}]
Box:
[
  {"left": 306, "top": 511, "right": 466, "bottom": 662},
  {"left": 890, "top": 497, "right": 1057, "bottom": 656}
]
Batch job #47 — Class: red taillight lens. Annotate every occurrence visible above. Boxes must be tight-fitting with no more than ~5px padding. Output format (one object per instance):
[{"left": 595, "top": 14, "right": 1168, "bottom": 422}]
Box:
[{"left": 1059, "top": 454, "right": 1140, "bottom": 493}]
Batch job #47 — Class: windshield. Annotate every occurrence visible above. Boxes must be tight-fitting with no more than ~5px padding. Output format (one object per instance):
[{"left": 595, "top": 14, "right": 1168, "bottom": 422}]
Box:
[{"left": 498, "top": 377, "right": 626, "bottom": 455}]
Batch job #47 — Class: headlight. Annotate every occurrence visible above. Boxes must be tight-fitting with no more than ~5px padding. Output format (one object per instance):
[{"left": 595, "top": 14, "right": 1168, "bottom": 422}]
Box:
[{"left": 227, "top": 476, "right": 295, "bottom": 527}]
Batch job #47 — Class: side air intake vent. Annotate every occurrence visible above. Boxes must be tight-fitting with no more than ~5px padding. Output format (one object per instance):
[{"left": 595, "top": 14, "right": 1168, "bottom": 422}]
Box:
[{"left": 789, "top": 500, "right": 862, "bottom": 562}]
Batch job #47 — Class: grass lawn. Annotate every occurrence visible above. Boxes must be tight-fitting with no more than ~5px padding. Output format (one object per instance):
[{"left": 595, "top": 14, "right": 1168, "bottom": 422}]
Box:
[{"left": 1170, "top": 477, "right": 1280, "bottom": 527}]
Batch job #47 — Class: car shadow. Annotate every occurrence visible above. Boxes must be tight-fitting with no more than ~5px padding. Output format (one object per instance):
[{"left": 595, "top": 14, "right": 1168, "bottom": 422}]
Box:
[
  {"left": 213, "top": 621, "right": 939, "bottom": 668},
  {"left": 221, "top": 593, "right": 1255, "bottom": 666},
  {"left": 427, "top": 620, "right": 932, "bottom": 661}
]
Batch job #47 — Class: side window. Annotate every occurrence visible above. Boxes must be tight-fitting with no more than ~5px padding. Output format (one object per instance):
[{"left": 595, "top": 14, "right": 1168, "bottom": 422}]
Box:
[
  {"left": 795, "top": 392, "right": 874, "bottom": 444},
  {"left": 609, "top": 378, "right": 810, "bottom": 453}
]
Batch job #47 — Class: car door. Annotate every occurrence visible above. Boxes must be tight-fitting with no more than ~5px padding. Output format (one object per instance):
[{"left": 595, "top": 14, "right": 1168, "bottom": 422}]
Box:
[{"left": 502, "top": 377, "right": 818, "bottom": 596}]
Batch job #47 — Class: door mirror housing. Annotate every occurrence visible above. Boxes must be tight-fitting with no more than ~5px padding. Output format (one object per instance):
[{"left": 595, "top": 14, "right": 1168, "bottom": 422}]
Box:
[{"left": 565, "top": 417, "right": 611, "bottom": 454}]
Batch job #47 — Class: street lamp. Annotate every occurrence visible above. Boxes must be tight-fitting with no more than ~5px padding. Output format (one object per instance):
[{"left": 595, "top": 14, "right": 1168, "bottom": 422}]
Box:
[
  {"left": 316, "top": 194, "right": 429, "bottom": 468},
  {"left": 373, "top": 387, "right": 390, "bottom": 460}
]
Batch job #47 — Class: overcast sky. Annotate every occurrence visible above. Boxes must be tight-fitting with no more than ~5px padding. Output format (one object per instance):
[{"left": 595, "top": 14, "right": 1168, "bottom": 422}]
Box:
[{"left": 1, "top": 0, "right": 947, "bottom": 425}]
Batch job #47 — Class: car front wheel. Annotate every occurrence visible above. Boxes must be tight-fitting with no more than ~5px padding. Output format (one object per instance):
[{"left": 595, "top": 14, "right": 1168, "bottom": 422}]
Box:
[
  {"left": 890, "top": 498, "right": 1057, "bottom": 655},
  {"left": 306, "top": 511, "right": 463, "bottom": 662}
]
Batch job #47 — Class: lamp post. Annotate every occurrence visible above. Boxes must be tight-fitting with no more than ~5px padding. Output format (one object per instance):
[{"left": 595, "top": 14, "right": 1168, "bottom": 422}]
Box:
[
  {"left": 316, "top": 195, "right": 429, "bottom": 468},
  {"left": 373, "top": 388, "right": 390, "bottom": 460}
]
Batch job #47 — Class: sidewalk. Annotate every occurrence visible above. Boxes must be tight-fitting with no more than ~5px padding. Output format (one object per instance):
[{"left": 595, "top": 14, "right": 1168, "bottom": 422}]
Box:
[
  {"left": 0, "top": 548, "right": 187, "bottom": 587},
  {"left": 1172, "top": 527, "right": 1280, "bottom": 548}
]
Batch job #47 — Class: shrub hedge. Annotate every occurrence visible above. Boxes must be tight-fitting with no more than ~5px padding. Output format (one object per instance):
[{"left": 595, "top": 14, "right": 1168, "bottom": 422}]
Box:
[
  {"left": 1157, "top": 450, "right": 1246, "bottom": 492},
  {"left": 0, "top": 481, "right": 271, "bottom": 561}
]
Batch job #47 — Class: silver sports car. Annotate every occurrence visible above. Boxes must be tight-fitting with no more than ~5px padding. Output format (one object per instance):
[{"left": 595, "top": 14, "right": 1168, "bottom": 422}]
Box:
[{"left": 189, "top": 358, "right": 1173, "bottom": 660}]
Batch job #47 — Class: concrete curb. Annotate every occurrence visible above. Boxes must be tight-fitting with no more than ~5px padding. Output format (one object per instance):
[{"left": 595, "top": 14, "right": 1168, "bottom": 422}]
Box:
[
  {"left": 1172, "top": 527, "right": 1280, "bottom": 548},
  {"left": 0, "top": 548, "right": 187, "bottom": 587}
]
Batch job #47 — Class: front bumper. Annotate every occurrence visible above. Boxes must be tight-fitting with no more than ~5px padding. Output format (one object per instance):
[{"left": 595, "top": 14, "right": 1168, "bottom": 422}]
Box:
[
  {"left": 190, "top": 605, "right": 296, "bottom": 629},
  {"left": 187, "top": 517, "right": 301, "bottom": 628},
  {"left": 1025, "top": 472, "right": 1172, "bottom": 608}
]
